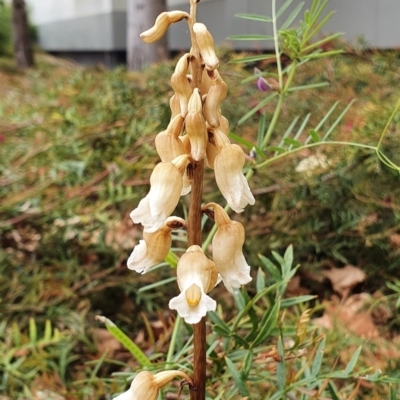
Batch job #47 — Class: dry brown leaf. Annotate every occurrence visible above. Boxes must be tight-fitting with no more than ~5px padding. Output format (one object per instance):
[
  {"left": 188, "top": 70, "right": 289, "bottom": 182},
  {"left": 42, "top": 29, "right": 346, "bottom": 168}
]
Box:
[
  {"left": 92, "top": 328, "right": 122, "bottom": 355},
  {"left": 314, "top": 294, "right": 379, "bottom": 338},
  {"left": 390, "top": 234, "right": 400, "bottom": 249},
  {"left": 323, "top": 265, "right": 365, "bottom": 297},
  {"left": 285, "top": 275, "right": 310, "bottom": 297}
]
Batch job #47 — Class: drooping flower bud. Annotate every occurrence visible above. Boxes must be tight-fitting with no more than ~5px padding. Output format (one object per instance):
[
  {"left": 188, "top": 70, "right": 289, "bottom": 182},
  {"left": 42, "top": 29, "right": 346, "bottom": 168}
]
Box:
[
  {"left": 192, "top": 22, "right": 219, "bottom": 71},
  {"left": 114, "top": 369, "right": 192, "bottom": 400},
  {"left": 214, "top": 144, "right": 255, "bottom": 213},
  {"left": 140, "top": 11, "right": 190, "bottom": 44},
  {"left": 202, "top": 203, "right": 252, "bottom": 292},
  {"left": 203, "top": 69, "right": 228, "bottom": 128},
  {"left": 169, "top": 94, "right": 181, "bottom": 119},
  {"left": 155, "top": 114, "right": 185, "bottom": 162},
  {"left": 186, "top": 88, "right": 208, "bottom": 161},
  {"left": 206, "top": 125, "right": 230, "bottom": 169},
  {"left": 128, "top": 217, "right": 186, "bottom": 274},
  {"left": 130, "top": 155, "right": 190, "bottom": 232},
  {"left": 169, "top": 245, "right": 218, "bottom": 324},
  {"left": 171, "top": 54, "right": 193, "bottom": 117}
]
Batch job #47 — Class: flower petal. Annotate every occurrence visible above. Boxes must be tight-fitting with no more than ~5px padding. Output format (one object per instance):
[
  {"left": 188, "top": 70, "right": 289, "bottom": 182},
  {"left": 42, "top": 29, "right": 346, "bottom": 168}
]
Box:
[
  {"left": 169, "top": 290, "right": 216, "bottom": 324},
  {"left": 213, "top": 222, "right": 252, "bottom": 292},
  {"left": 127, "top": 240, "right": 149, "bottom": 273},
  {"left": 214, "top": 144, "right": 255, "bottom": 213}
]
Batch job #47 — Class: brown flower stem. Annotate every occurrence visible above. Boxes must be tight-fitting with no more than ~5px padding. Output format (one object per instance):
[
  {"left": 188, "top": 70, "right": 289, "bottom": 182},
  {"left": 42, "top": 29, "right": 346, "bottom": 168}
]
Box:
[{"left": 187, "top": 159, "right": 206, "bottom": 400}]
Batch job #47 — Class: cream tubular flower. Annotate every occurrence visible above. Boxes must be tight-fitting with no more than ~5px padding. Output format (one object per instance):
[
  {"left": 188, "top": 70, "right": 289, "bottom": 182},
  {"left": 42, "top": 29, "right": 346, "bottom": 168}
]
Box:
[
  {"left": 214, "top": 144, "right": 255, "bottom": 213},
  {"left": 130, "top": 155, "right": 190, "bottom": 232},
  {"left": 155, "top": 114, "right": 185, "bottom": 162},
  {"left": 169, "top": 245, "right": 218, "bottom": 324},
  {"left": 206, "top": 125, "right": 230, "bottom": 169},
  {"left": 171, "top": 53, "right": 193, "bottom": 117},
  {"left": 203, "top": 203, "right": 252, "bottom": 293},
  {"left": 114, "top": 370, "right": 192, "bottom": 400},
  {"left": 185, "top": 88, "right": 208, "bottom": 161},
  {"left": 127, "top": 217, "right": 186, "bottom": 274}
]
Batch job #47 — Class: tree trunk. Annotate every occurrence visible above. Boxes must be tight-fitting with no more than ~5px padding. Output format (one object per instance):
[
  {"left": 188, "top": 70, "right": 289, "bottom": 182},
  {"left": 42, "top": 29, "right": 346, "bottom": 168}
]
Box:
[
  {"left": 12, "top": 0, "right": 34, "bottom": 68},
  {"left": 127, "top": 0, "right": 168, "bottom": 70}
]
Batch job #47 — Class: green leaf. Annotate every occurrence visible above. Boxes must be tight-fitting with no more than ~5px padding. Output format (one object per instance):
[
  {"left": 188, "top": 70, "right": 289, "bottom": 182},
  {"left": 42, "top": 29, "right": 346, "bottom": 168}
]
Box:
[
  {"left": 137, "top": 277, "right": 176, "bottom": 293},
  {"left": 213, "top": 325, "right": 231, "bottom": 338},
  {"left": 288, "top": 82, "right": 329, "bottom": 92},
  {"left": 96, "top": 316, "right": 151, "bottom": 366},
  {"left": 209, "top": 311, "right": 230, "bottom": 332},
  {"left": 390, "top": 385, "right": 397, "bottom": 400},
  {"left": 311, "top": 337, "right": 325, "bottom": 377},
  {"left": 242, "top": 350, "right": 254, "bottom": 379},
  {"left": 280, "top": 2, "right": 304, "bottom": 30},
  {"left": 233, "top": 288, "right": 246, "bottom": 311},
  {"left": 256, "top": 268, "right": 266, "bottom": 293},
  {"left": 233, "top": 284, "right": 279, "bottom": 331},
  {"left": 234, "top": 13, "right": 272, "bottom": 22},
  {"left": 309, "top": 129, "right": 320, "bottom": 142},
  {"left": 231, "top": 54, "right": 277, "bottom": 64},
  {"left": 265, "top": 146, "right": 286, "bottom": 153},
  {"left": 303, "top": 32, "right": 343, "bottom": 53},
  {"left": 229, "top": 133, "right": 265, "bottom": 159},
  {"left": 252, "top": 298, "right": 280, "bottom": 347},
  {"left": 29, "top": 318, "right": 37, "bottom": 344},
  {"left": 165, "top": 250, "right": 179, "bottom": 268},
  {"left": 257, "top": 113, "right": 267, "bottom": 148},
  {"left": 228, "top": 34, "right": 274, "bottom": 41},
  {"left": 284, "top": 137, "right": 301, "bottom": 147},
  {"left": 258, "top": 254, "right": 281, "bottom": 281},
  {"left": 276, "top": 0, "right": 294, "bottom": 18},
  {"left": 322, "top": 99, "right": 356, "bottom": 141},
  {"left": 284, "top": 244, "right": 294, "bottom": 273},
  {"left": 238, "top": 93, "right": 277, "bottom": 125},
  {"left": 344, "top": 346, "right": 362, "bottom": 375},
  {"left": 327, "top": 381, "right": 341, "bottom": 400},
  {"left": 280, "top": 295, "right": 316, "bottom": 308},
  {"left": 276, "top": 336, "right": 286, "bottom": 390},
  {"left": 225, "top": 357, "right": 250, "bottom": 396},
  {"left": 305, "top": 50, "right": 343, "bottom": 59}
]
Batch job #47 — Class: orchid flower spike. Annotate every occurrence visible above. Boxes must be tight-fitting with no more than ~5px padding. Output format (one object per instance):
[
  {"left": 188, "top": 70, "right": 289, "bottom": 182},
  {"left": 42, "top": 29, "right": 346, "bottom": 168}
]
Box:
[
  {"left": 113, "top": 370, "right": 192, "bottom": 400},
  {"left": 203, "top": 203, "right": 252, "bottom": 292},
  {"left": 214, "top": 144, "right": 255, "bottom": 213},
  {"left": 169, "top": 245, "right": 218, "bottom": 324},
  {"left": 130, "top": 154, "right": 190, "bottom": 233},
  {"left": 127, "top": 217, "right": 186, "bottom": 274}
]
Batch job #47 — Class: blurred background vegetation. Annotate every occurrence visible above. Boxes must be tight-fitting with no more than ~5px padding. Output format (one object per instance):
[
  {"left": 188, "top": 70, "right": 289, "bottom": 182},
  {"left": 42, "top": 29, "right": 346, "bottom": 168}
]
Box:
[{"left": 0, "top": 6, "right": 400, "bottom": 397}]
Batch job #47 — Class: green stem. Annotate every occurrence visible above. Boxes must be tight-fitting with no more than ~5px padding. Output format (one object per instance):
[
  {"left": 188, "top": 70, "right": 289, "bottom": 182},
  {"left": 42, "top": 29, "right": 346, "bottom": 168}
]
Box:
[
  {"left": 272, "top": 0, "right": 283, "bottom": 89},
  {"left": 255, "top": 141, "right": 377, "bottom": 169},
  {"left": 376, "top": 100, "right": 400, "bottom": 151}
]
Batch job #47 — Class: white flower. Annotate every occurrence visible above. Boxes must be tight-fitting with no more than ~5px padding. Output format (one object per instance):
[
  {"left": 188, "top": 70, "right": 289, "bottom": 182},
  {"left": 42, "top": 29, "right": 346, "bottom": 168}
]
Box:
[
  {"left": 203, "top": 203, "right": 252, "bottom": 293},
  {"left": 130, "top": 155, "right": 189, "bottom": 232},
  {"left": 127, "top": 217, "right": 186, "bottom": 274},
  {"left": 169, "top": 245, "right": 218, "bottom": 324},
  {"left": 214, "top": 144, "right": 255, "bottom": 213},
  {"left": 113, "top": 370, "right": 192, "bottom": 400}
]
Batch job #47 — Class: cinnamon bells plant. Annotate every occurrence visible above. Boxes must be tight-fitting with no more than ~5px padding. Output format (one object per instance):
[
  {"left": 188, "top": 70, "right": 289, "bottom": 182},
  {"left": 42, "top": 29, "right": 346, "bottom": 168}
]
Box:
[{"left": 126, "top": 0, "right": 255, "bottom": 398}]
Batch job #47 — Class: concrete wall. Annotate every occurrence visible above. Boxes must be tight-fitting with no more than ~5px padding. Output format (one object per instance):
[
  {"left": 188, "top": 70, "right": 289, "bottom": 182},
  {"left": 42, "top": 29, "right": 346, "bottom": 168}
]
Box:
[{"left": 25, "top": 0, "right": 400, "bottom": 56}]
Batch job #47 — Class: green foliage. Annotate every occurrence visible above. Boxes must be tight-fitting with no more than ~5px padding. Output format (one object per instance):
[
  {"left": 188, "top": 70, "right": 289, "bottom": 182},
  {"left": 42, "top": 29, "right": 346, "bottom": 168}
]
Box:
[{"left": 109, "top": 246, "right": 400, "bottom": 399}]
